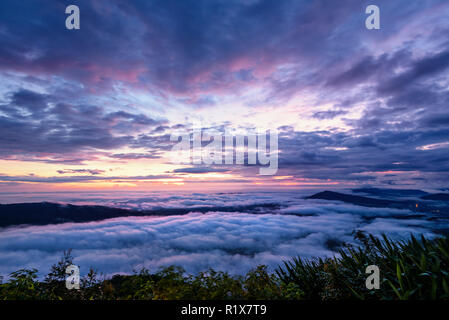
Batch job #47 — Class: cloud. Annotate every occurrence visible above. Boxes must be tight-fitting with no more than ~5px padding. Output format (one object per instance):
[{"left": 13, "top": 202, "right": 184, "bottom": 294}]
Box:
[
  {"left": 0, "top": 191, "right": 445, "bottom": 278},
  {"left": 0, "top": 0, "right": 437, "bottom": 97},
  {"left": 0, "top": 0, "right": 448, "bottom": 189},
  {"left": 378, "top": 50, "right": 449, "bottom": 95},
  {"left": 0, "top": 89, "right": 167, "bottom": 163},
  {"left": 0, "top": 174, "right": 172, "bottom": 184},
  {"left": 57, "top": 169, "right": 105, "bottom": 175},
  {"left": 312, "top": 109, "right": 348, "bottom": 120},
  {"left": 172, "top": 167, "right": 231, "bottom": 174},
  {"left": 109, "top": 152, "right": 162, "bottom": 160}
]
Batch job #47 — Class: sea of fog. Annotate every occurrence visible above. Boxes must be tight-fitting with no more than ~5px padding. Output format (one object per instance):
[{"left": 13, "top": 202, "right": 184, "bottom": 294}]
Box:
[{"left": 0, "top": 190, "right": 447, "bottom": 278}]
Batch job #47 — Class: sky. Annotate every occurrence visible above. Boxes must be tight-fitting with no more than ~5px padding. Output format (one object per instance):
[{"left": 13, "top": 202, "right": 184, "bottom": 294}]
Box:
[{"left": 1, "top": 0, "right": 449, "bottom": 193}]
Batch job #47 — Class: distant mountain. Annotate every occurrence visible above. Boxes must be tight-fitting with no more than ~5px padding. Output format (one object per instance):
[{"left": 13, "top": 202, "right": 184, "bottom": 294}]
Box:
[
  {"left": 352, "top": 188, "right": 429, "bottom": 198},
  {"left": 2, "top": 191, "right": 448, "bottom": 229},
  {"left": 306, "top": 191, "right": 448, "bottom": 215},
  {"left": 306, "top": 191, "right": 400, "bottom": 207},
  {"left": 421, "top": 194, "right": 449, "bottom": 201},
  {"left": 0, "top": 202, "right": 136, "bottom": 228},
  {"left": 0, "top": 202, "right": 282, "bottom": 228}
]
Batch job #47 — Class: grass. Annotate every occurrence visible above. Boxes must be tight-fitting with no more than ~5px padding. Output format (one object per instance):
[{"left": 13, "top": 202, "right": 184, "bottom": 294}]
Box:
[
  {"left": 277, "top": 232, "right": 449, "bottom": 300},
  {"left": 0, "top": 233, "right": 448, "bottom": 300}
]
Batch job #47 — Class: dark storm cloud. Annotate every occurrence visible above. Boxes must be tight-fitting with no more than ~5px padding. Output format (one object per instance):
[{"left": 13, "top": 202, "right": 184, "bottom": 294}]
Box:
[
  {"left": 274, "top": 127, "right": 449, "bottom": 185},
  {"left": 0, "top": 173, "right": 172, "bottom": 184},
  {"left": 109, "top": 152, "right": 162, "bottom": 160},
  {"left": 0, "top": 0, "right": 411, "bottom": 95},
  {"left": 312, "top": 109, "right": 348, "bottom": 120},
  {"left": 313, "top": 44, "right": 449, "bottom": 185},
  {"left": 324, "top": 44, "right": 449, "bottom": 132},
  {"left": 0, "top": 0, "right": 445, "bottom": 100},
  {"left": 172, "top": 167, "right": 231, "bottom": 174},
  {"left": 0, "top": 88, "right": 167, "bottom": 162},
  {"left": 378, "top": 50, "right": 449, "bottom": 94},
  {"left": 57, "top": 169, "right": 105, "bottom": 175}
]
